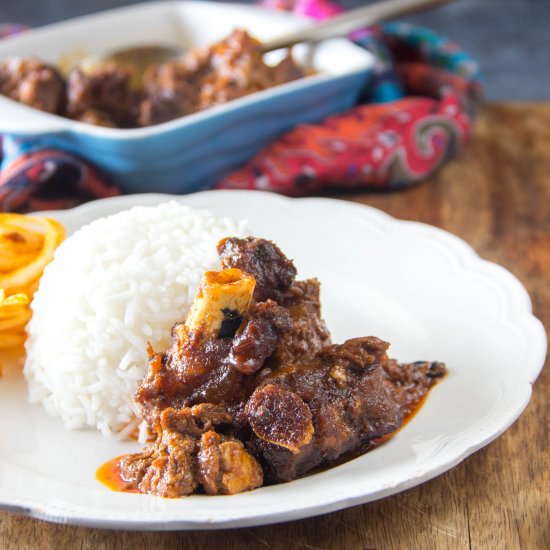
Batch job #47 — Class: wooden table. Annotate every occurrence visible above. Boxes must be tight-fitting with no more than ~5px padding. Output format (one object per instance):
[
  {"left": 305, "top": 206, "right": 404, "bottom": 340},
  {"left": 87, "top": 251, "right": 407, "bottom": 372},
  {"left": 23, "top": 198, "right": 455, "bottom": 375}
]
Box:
[{"left": 1, "top": 103, "right": 548, "bottom": 549}]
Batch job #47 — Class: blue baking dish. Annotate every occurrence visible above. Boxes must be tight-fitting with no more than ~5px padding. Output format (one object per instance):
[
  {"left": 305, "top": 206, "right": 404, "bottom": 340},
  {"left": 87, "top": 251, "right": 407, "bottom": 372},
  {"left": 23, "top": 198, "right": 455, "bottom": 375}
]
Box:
[{"left": 0, "top": 1, "right": 373, "bottom": 193}]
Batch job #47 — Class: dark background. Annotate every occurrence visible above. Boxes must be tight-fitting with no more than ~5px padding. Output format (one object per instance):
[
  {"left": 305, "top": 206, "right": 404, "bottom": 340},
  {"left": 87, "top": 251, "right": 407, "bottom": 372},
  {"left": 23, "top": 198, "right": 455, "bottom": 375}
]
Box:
[{"left": 0, "top": 0, "right": 547, "bottom": 100}]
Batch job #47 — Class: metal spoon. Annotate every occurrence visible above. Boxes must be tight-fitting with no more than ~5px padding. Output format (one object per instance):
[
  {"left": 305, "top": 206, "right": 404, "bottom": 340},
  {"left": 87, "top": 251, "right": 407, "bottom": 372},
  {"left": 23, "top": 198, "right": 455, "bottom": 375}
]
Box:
[
  {"left": 79, "top": 0, "right": 454, "bottom": 78},
  {"left": 260, "top": 0, "right": 454, "bottom": 52}
]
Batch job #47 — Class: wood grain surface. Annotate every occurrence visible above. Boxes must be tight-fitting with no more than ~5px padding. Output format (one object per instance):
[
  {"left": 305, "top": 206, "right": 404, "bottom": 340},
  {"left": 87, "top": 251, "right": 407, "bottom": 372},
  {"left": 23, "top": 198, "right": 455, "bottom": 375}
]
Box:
[{"left": 0, "top": 102, "right": 548, "bottom": 549}]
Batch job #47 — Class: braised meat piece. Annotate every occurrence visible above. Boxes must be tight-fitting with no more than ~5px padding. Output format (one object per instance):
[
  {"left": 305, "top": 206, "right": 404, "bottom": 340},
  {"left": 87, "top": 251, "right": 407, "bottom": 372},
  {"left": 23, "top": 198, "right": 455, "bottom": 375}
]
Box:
[
  {"left": 0, "top": 58, "right": 65, "bottom": 114},
  {"left": 120, "top": 403, "right": 262, "bottom": 497},
  {"left": 138, "top": 61, "right": 198, "bottom": 126},
  {"left": 383, "top": 359, "right": 447, "bottom": 415},
  {"left": 272, "top": 279, "right": 331, "bottom": 365},
  {"left": 195, "top": 29, "right": 303, "bottom": 110},
  {"left": 135, "top": 269, "right": 291, "bottom": 424},
  {"left": 139, "top": 29, "right": 305, "bottom": 126},
  {"left": 198, "top": 429, "right": 263, "bottom": 495},
  {"left": 135, "top": 337, "right": 244, "bottom": 425},
  {"left": 246, "top": 337, "right": 446, "bottom": 482},
  {"left": 218, "top": 237, "right": 330, "bottom": 363},
  {"left": 67, "top": 65, "right": 137, "bottom": 128},
  {"left": 218, "top": 236, "right": 297, "bottom": 302},
  {"left": 230, "top": 300, "right": 292, "bottom": 375}
]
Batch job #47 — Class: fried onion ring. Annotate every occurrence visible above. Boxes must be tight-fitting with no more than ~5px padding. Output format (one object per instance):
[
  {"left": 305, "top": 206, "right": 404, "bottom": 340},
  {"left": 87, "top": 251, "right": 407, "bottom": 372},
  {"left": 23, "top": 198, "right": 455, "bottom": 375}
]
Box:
[{"left": 0, "top": 214, "right": 65, "bottom": 355}]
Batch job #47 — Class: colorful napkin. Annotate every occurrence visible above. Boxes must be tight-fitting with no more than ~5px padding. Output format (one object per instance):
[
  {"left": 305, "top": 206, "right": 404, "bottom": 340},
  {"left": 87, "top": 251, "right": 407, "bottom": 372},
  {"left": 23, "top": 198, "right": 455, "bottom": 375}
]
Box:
[{"left": 0, "top": 1, "right": 481, "bottom": 211}]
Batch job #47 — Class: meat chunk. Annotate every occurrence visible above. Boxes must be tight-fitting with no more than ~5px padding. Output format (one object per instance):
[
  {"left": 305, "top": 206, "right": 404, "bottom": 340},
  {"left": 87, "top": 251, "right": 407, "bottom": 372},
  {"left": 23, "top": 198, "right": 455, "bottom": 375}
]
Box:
[
  {"left": 230, "top": 300, "right": 292, "bottom": 375},
  {"left": 139, "top": 29, "right": 305, "bottom": 126},
  {"left": 137, "top": 427, "right": 198, "bottom": 498},
  {"left": 117, "top": 446, "right": 155, "bottom": 491},
  {"left": 67, "top": 65, "right": 137, "bottom": 127},
  {"left": 136, "top": 337, "right": 241, "bottom": 426},
  {"left": 217, "top": 238, "right": 329, "bottom": 364},
  {"left": 119, "top": 404, "right": 262, "bottom": 497},
  {"left": 382, "top": 359, "right": 447, "bottom": 415},
  {"left": 0, "top": 58, "right": 65, "bottom": 114},
  {"left": 135, "top": 287, "right": 291, "bottom": 422},
  {"left": 246, "top": 384, "right": 314, "bottom": 453},
  {"left": 119, "top": 406, "right": 203, "bottom": 497},
  {"left": 198, "top": 430, "right": 263, "bottom": 495},
  {"left": 218, "top": 237, "right": 297, "bottom": 302},
  {"left": 195, "top": 29, "right": 302, "bottom": 110},
  {"left": 272, "top": 279, "right": 331, "bottom": 365},
  {"left": 139, "top": 62, "right": 198, "bottom": 126},
  {"left": 246, "top": 337, "right": 445, "bottom": 482}
]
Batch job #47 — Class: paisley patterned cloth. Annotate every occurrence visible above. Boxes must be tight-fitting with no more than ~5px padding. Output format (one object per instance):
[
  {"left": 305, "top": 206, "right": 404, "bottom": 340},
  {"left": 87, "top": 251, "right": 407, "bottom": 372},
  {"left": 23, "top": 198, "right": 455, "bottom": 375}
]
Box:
[
  {"left": 0, "top": 146, "right": 120, "bottom": 212},
  {"left": 0, "top": 2, "right": 481, "bottom": 210},
  {"left": 217, "top": 93, "right": 471, "bottom": 193}
]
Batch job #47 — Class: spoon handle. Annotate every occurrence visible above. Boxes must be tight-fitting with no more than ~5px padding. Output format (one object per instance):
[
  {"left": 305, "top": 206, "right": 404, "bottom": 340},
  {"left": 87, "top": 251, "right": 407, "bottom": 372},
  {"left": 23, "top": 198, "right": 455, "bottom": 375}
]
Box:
[{"left": 261, "top": 0, "right": 455, "bottom": 52}]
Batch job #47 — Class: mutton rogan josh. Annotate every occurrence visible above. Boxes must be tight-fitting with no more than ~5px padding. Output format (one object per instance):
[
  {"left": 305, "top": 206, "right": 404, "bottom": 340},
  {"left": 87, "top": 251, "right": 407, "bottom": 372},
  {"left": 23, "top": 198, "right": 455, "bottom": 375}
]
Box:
[{"left": 101, "top": 237, "right": 446, "bottom": 497}]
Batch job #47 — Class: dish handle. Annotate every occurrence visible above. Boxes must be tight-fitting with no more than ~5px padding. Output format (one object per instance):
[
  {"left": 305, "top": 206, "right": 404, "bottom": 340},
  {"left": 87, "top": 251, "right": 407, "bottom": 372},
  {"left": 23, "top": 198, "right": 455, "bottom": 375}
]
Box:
[{"left": 0, "top": 97, "right": 68, "bottom": 135}]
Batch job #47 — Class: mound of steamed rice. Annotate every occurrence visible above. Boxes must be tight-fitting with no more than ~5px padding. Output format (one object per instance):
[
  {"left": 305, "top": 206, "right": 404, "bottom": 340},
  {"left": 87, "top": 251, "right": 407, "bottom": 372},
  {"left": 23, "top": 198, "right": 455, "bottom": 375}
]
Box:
[{"left": 23, "top": 201, "right": 246, "bottom": 438}]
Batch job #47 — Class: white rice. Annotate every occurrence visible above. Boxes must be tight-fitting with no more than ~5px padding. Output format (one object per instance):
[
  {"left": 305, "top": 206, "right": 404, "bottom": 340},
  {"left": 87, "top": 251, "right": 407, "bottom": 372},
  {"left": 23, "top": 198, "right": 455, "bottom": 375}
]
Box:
[{"left": 23, "top": 201, "right": 247, "bottom": 438}]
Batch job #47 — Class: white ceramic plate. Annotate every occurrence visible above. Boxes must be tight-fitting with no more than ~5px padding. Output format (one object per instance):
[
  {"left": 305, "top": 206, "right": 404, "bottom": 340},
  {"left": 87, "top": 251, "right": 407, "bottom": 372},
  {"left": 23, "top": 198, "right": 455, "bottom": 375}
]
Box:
[{"left": 0, "top": 191, "right": 545, "bottom": 530}]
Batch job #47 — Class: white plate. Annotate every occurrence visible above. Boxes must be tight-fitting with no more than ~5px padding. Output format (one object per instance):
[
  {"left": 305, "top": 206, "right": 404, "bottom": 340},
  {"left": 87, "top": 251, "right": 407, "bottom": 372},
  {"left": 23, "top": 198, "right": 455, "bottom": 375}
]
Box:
[{"left": 0, "top": 191, "right": 545, "bottom": 530}]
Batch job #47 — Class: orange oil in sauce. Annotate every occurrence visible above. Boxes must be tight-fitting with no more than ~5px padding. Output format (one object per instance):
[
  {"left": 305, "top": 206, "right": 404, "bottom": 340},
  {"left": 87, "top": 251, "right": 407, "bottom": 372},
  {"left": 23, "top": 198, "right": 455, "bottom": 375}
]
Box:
[{"left": 96, "top": 455, "right": 137, "bottom": 493}]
